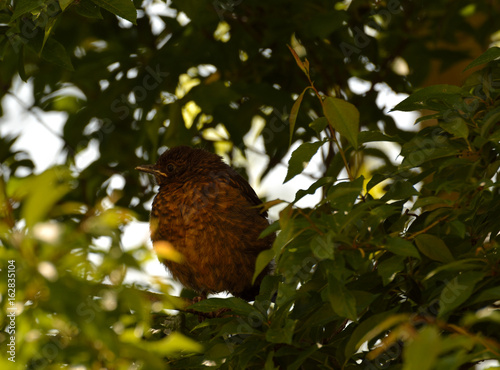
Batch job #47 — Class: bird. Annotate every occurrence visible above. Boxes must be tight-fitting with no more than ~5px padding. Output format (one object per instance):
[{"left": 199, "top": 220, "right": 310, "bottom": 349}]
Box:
[{"left": 136, "top": 146, "right": 275, "bottom": 301}]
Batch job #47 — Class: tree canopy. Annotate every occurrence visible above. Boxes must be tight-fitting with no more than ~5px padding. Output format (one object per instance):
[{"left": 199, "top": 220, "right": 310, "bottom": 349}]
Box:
[{"left": 1, "top": 0, "right": 500, "bottom": 368}]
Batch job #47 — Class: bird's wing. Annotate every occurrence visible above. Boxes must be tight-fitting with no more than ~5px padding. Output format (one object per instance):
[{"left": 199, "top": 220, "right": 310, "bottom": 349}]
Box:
[{"left": 219, "top": 168, "right": 269, "bottom": 218}]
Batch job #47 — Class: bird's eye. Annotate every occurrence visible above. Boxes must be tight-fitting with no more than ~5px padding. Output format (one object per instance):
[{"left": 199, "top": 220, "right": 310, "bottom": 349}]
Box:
[{"left": 166, "top": 163, "right": 175, "bottom": 172}]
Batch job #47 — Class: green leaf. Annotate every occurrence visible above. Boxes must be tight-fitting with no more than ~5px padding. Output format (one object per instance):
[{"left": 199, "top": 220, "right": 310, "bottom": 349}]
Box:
[
  {"left": 328, "top": 275, "right": 357, "bottom": 321},
  {"left": 284, "top": 140, "right": 326, "bottom": 183},
  {"left": 11, "top": 0, "right": 44, "bottom": 21},
  {"left": 310, "top": 231, "right": 335, "bottom": 260},
  {"left": 124, "top": 331, "right": 203, "bottom": 355},
  {"left": 425, "top": 259, "right": 486, "bottom": 280},
  {"left": 403, "top": 326, "right": 441, "bottom": 370},
  {"left": 440, "top": 117, "right": 469, "bottom": 139},
  {"left": 381, "top": 180, "right": 419, "bottom": 201},
  {"left": 327, "top": 176, "right": 364, "bottom": 212},
  {"left": 392, "top": 85, "right": 466, "bottom": 112},
  {"left": 309, "top": 117, "right": 329, "bottom": 135},
  {"left": 464, "top": 47, "right": 500, "bottom": 71},
  {"left": 265, "top": 318, "right": 296, "bottom": 344},
  {"left": 59, "top": 0, "right": 74, "bottom": 11},
  {"left": 90, "top": 0, "right": 137, "bottom": 24},
  {"left": 289, "top": 87, "right": 311, "bottom": 146},
  {"left": 265, "top": 350, "right": 278, "bottom": 370},
  {"left": 293, "top": 176, "right": 334, "bottom": 203},
  {"left": 470, "top": 286, "right": 500, "bottom": 305},
  {"left": 344, "top": 311, "right": 406, "bottom": 358},
  {"left": 480, "top": 106, "right": 500, "bottom": 138},
  {"left": 413, "top": 196, "right": 451, "bottom": 210},
  {"left": 385, "top": 237, "right": 421, "bottom": 259},
  {"left": 253, "top": 248, "right": 275, "bottom": 284},
  {"left": 41, "top": 38, "right": 74, "bottom": 71},
  {"left": 287, "top": 44, "right": 309, "bottom": 76},
  {"left": 17, "top": 167, "right": 73, "bottom": 228},
  {"left": 378, "top": 255, "right": 405, "bottom": 286},
  {"left": 414, "top": 234, "right": 454, "bottom": 263},
  {"left": 358, "top": 130, "right": 402, "bottom": 144},
  {"left": 75, "top": 0, "right": 103, "bottom": 19},
  {"left": 438, "top": 271, "right": 484, "bottom": 317},
  {"left": 323, "top": 96, "right": 359, "bottom": 149}
]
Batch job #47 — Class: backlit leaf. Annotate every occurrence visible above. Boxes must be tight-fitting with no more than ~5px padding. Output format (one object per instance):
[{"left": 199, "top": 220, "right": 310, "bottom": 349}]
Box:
[
  {"left": 323, "top": 97, "right": 359, "bottom": 149},
  {"left": 403, "top": 326, "right": 441, "bottom": 370},
  {"left": 289, "top": 87, "right": 311, "bottom": 146},
  {"left": 284, "top": 140, "right": 326, "bottom": 183}
]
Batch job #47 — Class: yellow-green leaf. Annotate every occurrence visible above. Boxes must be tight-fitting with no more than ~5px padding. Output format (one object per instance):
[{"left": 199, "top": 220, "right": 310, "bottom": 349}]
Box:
[
  {"left": 90, "top": 0, "right": 137, "bottom": 24},
  {"left": 403, "top": 326, "right": 441, "bottom": 370},
  {"left": 287, "top": 44, "right": 309, "bottom": 76},
  {"left": 289, "top": 86, "right": 311, "bottom": 147},
  {"left": 323, "top": 96, "right": 359, "bottom": 149}
]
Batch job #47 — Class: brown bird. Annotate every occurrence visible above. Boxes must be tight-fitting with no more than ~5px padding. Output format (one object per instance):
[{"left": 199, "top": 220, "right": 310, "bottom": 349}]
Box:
[{"left": 136, "top": 146, "right": 274, "bottom": 301}]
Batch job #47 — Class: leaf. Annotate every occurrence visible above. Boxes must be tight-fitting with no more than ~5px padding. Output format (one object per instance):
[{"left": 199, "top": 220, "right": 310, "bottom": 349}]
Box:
[
  {"left": 464, "top": 47, "right": 500, "bottom": 71},
  {"left": 90, "top": 0, "right": 137, "bottom": 24},
  {"left": 293, "top": 176, "right": 334, "bottom": 203},
  {"left": 323, "top": 97, "right": 360, "bottom": 149},
  {"left": 41, "top": 38, "right": 74, "bottom": 71},
  {"left": 82, "top": 207, "right": 135, "bottom": 236},
  {"left": 385, "top": 237, "right": 420, "bottom": 259},
  {"left": 42, "top": 17, "right": 59, "bottom": 53},
  {"left": 392, "top": 85, "right": 466, "bottom": 112},
  {"left": 424, "top": 259, "right": 486, "bottom": 280},
  {"left": 284, "top": 140, "right": 326, "bottom": 183},
  {"left": 309, "top": 117, "right": 329, "bottom": 135},
  {"left": 381, "top": 180, "right": 419, "bottom": 201},
  {"left": 344, "top": 311, "right": 406, "bottom": 358},
  {"left": 358, "top": 130, "right": 402, "bottom": 144},
  {"left": 59, "top": 0, "right": 74, "bottom": 11},
  {"left": 265, "top": 351, "right": 278, "bottom": 370},
  {"left": 287, "top": 44, "right": 309, "bottom": 76},
  {"left": 327, "top": 176, "right": 364, "bottom": 212},
  {"left": 253, "top": 248, "right": 275, "bottom": 284},
  {"left": 470, "top": 286, "right": 500, "bottom": 305},
  {"left": 438, "top": 271, "right": 484, "bottom": 317},
  {"left": 153, "top": 241, "right": 184, "bottom": 263},
  {"left": 289, "top": 86, "right": 311, "bottom": 146},
  {"left": 17, "top": 167, "right": 73, "bottom": 228},
  {"left": 480, "top": 106, "right": 500, "bottom": 138},
  {"left": 440, "top": 117, "right": 469, "bottom": 139},
  {"left": 310, "top": 231, "right": 335, "bottom": 260},
  {"left": 412, "top": 196, "right": 451, "bottom": 210},
  {"left": 328, "top": 275, "right": 357, "bottom": 321},
  {"left": 403, "top": 326, "right": 441, "bottom": 370},
  {"left": 378, "top": 255, "right": 405, "bottom": 286},
  {"left": 11, "top": 0, "right": 44, "bottom": 21},
  {"left": 414, "top": 234, "right": 454, "bottom": 263},
  {"left": 125, "top": 331, "right": 203, "bottom": 355},
  {"left": 265, "top": 318, "right": 296, "bottom": 344},
  {"left": 75, "top": 0, "right": 103, "bottom": 19}
]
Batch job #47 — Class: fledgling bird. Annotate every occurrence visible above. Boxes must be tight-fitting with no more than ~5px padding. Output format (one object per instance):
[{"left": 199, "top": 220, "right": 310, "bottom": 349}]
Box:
[{"left": 136, "top": 146, "right": 274, "bottom": 301}]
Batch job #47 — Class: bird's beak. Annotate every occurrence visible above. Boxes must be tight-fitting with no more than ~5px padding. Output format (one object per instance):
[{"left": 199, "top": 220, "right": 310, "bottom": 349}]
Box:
[{"left": 135, "top": 164, "right": 159, "bottom": 175}]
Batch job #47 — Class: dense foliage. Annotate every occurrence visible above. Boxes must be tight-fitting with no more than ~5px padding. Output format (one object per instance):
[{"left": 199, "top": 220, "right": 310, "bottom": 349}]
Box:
[{"left": 1, "top": 0, "right": 500, "bottom": 368}]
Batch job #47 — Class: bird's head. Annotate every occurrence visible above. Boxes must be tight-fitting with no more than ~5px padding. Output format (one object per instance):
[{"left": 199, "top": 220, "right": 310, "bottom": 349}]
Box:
[{"left": 136, "top": 146, "right": 226, "bottom": 186}]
